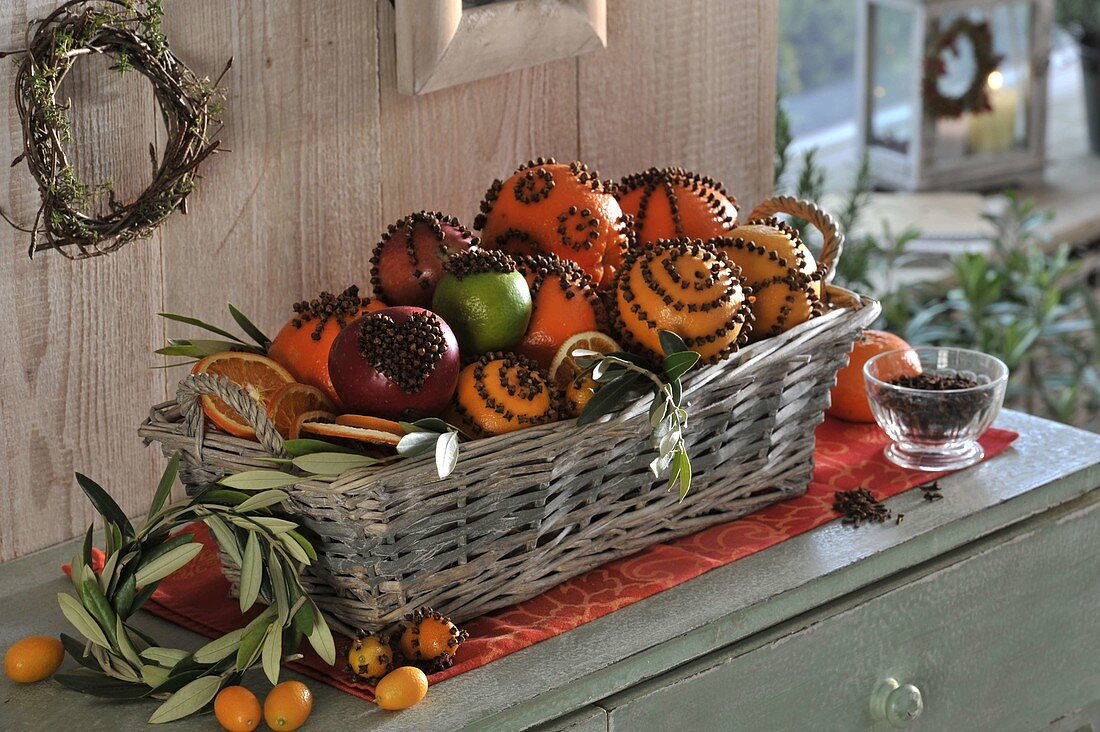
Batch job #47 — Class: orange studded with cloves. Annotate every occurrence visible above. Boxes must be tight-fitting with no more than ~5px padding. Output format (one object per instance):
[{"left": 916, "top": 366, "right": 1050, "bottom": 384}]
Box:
[
  {"left": 614, "top": 238, "right": 752, "bottom": 363},
  {"left": 475, "top": 158, "right": 631, "bottom": 289},
  {"left": 617, "top": 167, "right": 739, "bottom": 245}
]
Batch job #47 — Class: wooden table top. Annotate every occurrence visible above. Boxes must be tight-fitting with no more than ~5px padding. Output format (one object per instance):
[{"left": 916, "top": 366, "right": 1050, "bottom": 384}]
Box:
[{"left": 1, "top": 410, "right": 1098, "bottom": 731}]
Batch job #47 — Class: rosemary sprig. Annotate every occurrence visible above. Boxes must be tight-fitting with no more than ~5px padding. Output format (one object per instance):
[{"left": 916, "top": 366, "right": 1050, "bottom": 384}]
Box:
[
  {"left": 56, "top": 455, "right": 336, "bottom": 724},
  {"left": 575, "top": 331, "right": 700, "bottom": 500}
]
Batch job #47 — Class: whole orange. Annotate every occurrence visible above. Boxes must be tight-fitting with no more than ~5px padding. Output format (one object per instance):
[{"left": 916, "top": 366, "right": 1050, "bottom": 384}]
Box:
[
  {"left": 827, "top": 329, "right": 913, "bottom": 423},
  {"left": 4, "top": 636, "right": 64, "bottom": 683},
  {"left": 214, "top": 685, "right": 262, "bottom": 732},
  {"left": 374, "top": 666, "right": 429, "bottom": 711},
  {"left": 263, "top": 680, "right": 313, "bottom": 731}
]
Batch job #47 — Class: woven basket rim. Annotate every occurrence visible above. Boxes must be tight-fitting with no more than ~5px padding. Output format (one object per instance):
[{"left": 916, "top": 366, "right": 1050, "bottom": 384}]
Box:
[{"left": 140, "top": 287, "right": 879, "bottom": 489}]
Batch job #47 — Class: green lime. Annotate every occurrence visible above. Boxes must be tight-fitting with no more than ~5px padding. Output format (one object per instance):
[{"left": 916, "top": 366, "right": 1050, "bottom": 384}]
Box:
[{"left": 432, "top": 270, "right": 532, "bottom": 355}]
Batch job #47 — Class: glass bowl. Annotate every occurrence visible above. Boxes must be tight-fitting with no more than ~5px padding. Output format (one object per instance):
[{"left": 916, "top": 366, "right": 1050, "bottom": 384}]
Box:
[{"left": 863, "top": 347, "right": 1008, "bottom": 471}]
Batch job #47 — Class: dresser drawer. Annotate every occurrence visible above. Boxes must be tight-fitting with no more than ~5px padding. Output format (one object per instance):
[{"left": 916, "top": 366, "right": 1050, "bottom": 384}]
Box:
[{"left": 600, "top": 490, "right": 1100, "bottom": 731}]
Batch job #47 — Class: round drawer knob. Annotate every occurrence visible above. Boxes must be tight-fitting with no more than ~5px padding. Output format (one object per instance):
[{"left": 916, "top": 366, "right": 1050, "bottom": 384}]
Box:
[{"left": 870, "top": 677, "right": 924, "bottom": 728}]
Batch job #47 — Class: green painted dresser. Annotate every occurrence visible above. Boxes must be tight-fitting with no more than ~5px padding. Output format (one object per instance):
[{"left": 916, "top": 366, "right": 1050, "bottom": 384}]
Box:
[{"left": 1, "top": 410, "right": 1098, "bottom": 731}]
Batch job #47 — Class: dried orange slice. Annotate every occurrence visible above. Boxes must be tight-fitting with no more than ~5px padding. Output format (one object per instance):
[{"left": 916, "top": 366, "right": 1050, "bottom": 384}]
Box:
[
  {"left": 300, "top": 420, "right": 402, "bottom": 447},
  {"left": 335, "top": 414, "right": 405, "bottom": 437},
  {"left": 192, "top": 353, "right": 295, "bottom": 438},
  {"left": 266, "top": 383, "right": 336, "bottom": 438},
  {"left": 548, "top": 331, "right": 620, "bottom": 391},
  {"left": 291, "top": 410, "right": 336, "bottom": 440}
]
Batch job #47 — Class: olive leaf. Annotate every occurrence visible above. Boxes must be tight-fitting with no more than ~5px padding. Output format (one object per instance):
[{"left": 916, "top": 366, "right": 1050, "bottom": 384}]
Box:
[
  {"left": 236, "top": 610, "right": 275, "bottom": 669},
  {"left": 227, "top": 303, "right": 272, "bottom": 350},
  {"left": 203, "top": 515, "right": 242, "bottom": 565},
  {"left": 75, "top": 473, "right": 133, "bottom": 538},
  {"left": 578, "top": 330, "right": 700, "bottom": 500},
  {"left": 659, "top": 330, "right": 689, "bottom": 356},
  {"left": 157, "top": 303, "right": 270, "bottom": 366},
  {"left": 219, "top": 470, "right": 303, "bottom": 491},
  {"left": 278, "top": 532, "right": 313, "bottom": 565},
  {"left": 261, "top": 623, "right": 283, "bottom": 685},
  {"left": 134, "top": 543, "right": 203, "bottom": 587},
  {"left": 140, "top": 646, "right": 190, "bottom": 669},
  {"left": 54, "top": 671, "right": 153, "bottom": 699},
  {"left": 238, "top": 532, "right": 262, "bottom": 612},
  {"left": 148, "top": 453, "right": 180, "bottom": 523},
  {"left": 396, "top": 430, "right": 441, "bottom": 457},
  {"left": 60, "top": 634, "right": 101, "bottom": 671},
  {"left": 435, "top": 430, "right": 460, "bottom": 478},
  {"left": 156, "top": 339, "right": 255, "bottom": 359},
  {"left": 157, "top": 312, "right": 245, "bottom": 343},
  {"left": 58, "top": 593, "right": 111, "bottom": 649},
  {"left": 394, "top": 420, "right": 467, "bottom": 478},
  {"left": 148, "top": 675, "right": 222, "bottom": 724},
  {"left": 281, "top": 438, "right": 360, "bottom": 457},
  {"left": 235, "top": 489, "right": 289, "bottom": 513},
  {"left": 290, "top": 452, "right": 381, "bottom": 475},
  {"left": 305, "top": 599, "right": 336, "bottom": 665},
  {"left": 576, "top": 372, "right": 646, "bottom": 426},
  {"left": 140, "top": 664, "right": 171, "bottom": 689},
  {"left": 192, "top": 629, "right": 244, "bottom": 664}
]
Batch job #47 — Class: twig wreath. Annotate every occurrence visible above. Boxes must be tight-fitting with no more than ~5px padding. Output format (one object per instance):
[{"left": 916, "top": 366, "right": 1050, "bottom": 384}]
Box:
[
  {"left": 0, "top": 0, "right": 229, "bottom": 259},
  {"left": 921, "top": 17, "right": 1003, "bottom": 120}
]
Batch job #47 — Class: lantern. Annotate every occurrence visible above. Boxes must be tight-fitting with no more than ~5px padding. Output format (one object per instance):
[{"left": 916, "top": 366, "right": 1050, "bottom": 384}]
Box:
[{"left": 857, "top": 0, "right": 1053, "bottom": 191}]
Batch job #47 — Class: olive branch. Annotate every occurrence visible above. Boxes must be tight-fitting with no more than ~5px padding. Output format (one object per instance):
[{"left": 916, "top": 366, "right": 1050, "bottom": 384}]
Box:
[
  {"left": 575, "top": 330, "right": 700, "bottom": 500},
  {"left": 56, "top": 454, "right": 337, "bottom": 724}
]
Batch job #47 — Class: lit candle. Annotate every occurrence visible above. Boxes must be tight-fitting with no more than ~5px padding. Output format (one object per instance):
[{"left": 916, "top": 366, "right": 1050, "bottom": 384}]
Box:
[{"left": 968, "top": 70, "right": 1020, "bottom": 154}]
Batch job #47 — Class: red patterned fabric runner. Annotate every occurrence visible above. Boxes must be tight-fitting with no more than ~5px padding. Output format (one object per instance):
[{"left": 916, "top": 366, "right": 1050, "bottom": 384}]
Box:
[{"left": 91, "top": 419, "right": 1018, "bottom": 697}]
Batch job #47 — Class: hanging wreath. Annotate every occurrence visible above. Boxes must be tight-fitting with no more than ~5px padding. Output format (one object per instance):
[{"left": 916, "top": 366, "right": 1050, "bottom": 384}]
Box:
[
  {"left": 921, "top": 17, "right": 1003, "bottom": 120},
  {"left": 0, "top": 0, "right": 229, "bottom": 259}
]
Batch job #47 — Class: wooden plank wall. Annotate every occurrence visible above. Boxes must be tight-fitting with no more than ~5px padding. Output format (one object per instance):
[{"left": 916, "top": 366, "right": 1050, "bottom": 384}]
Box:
[{"left": 0, "top": 0, "right": 776, "bottom": 561}]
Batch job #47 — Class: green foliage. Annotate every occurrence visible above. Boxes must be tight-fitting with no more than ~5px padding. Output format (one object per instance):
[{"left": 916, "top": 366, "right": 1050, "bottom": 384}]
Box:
[
  {"left": 774, "top": 96, "right": 794, "bottom": 189},
  {"left": 575, "top": 331, "right": 699, "bottom": 501},
  {"left": 898, "top": 195, "right": 1100, "bottom": 427},
  {"left": 156, "top": 305, "right": 270, "bottom": 365},
  {"left": 57, "top": 456, "right": 336, "bottom": 723},
  {"left": 775, "top": 123, "right": 1100, "bottom": 429},
  {"left": 1057, "top": 0, "right": 1100, "bottom": 47}
]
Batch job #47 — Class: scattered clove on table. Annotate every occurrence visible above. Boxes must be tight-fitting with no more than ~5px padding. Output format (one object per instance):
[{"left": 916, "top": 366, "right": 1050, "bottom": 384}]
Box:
[
  {"left": 833, "top": 488, "right": 892, "bottom": 527},
  {"left": 920, "top": 480, "right": 944, "bottom": 502}
]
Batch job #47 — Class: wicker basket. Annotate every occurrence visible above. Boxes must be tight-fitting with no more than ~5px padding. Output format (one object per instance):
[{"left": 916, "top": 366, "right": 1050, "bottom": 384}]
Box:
[{"left": 139, "top": 197, "right": 880, "bottom": 635}]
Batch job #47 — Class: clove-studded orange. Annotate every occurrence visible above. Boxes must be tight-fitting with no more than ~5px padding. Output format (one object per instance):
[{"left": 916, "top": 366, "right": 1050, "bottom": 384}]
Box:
[
  {"left": 475, "top": 158, "right": 631, "bottom": 289},
  {"left": 617, "top": 167, "right": 738, "bottom": 244},
  {"left": 614, "top": 238, "right": 752, "bottom": 363},
  {"left": 348, "top": 631, "right": 395, "bottom": 683},
  {"left": 396, "top": 606, "right": 469, "bottom": 672},
  {"left": 450, "top": 352, "right": 560, "bottom": 437},
  {"left": 714, "top": 217, "right": 823, "bottom": 341},
  {"left": 267, "top": 285, "right": 387, "bottom": 404},
  {"left": 512, "top": 253, "right": 605, "bottom": 370}
]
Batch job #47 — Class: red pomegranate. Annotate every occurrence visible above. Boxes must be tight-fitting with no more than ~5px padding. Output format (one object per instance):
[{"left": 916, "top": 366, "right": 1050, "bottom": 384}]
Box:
[{"left": 328, "top": 306, "right": 460, "bottom": 419}]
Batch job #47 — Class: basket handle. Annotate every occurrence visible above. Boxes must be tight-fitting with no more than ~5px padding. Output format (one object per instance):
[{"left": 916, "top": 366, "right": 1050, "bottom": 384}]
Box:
[
  {"left": 747, "top": 195, "right": 844, "bottom": 284},
  {"left": 176, "top": 373, "right": 287, "bottom": 458}
]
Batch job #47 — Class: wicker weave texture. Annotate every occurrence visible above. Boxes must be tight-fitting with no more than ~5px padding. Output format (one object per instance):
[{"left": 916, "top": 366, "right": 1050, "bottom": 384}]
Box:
[{"left": 141, "top": 285, "right": 879, "bottom": 633}]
